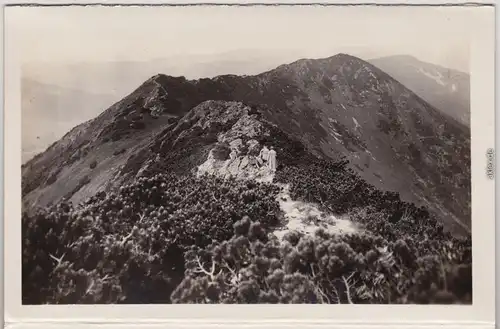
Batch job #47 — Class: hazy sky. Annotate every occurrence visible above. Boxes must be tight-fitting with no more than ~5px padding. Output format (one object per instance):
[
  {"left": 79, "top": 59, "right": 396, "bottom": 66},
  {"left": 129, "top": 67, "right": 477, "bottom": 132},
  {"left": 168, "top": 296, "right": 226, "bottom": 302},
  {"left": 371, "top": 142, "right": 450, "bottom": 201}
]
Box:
[{"left": 7, "top": 5, "right": 472, "bottom": 72}]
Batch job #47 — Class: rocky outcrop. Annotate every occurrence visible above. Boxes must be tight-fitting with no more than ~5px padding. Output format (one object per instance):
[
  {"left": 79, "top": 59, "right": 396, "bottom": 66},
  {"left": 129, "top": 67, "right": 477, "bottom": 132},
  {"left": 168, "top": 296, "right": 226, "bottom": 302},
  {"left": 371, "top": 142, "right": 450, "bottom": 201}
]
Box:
[
  {"left": 198, "top": 141, "right": 275, "bottom": 183},
  {"left": 143, "top": 81, "right": 169, "bottom": 117},
  {"left": 186, "top": 100, "right": 277, "bottom": 181},
  {"left": 198, "top": 154, "right": 274, "bottom": 182},
  {"left": 194, "top": 104, "right": 275, "bottom": 182}
]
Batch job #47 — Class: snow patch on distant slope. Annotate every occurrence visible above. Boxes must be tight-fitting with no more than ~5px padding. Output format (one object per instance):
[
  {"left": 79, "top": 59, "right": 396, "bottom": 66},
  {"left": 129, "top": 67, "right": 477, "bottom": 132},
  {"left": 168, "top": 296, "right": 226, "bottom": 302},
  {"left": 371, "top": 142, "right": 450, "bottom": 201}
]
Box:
[
  {"left": 352, "top": 117, "right": 361, "bottom": 130},
  {"left": 366, "top": 150, "right": 378, "bottom": 162},
  {"left": 418, "top": 67, "right": 446, "bottom": 86}
]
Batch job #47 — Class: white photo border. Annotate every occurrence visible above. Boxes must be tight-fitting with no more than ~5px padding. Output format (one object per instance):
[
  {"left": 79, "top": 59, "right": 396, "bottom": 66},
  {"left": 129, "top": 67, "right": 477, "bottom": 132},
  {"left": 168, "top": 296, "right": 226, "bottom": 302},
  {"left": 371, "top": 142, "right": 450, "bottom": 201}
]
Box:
[{"left": 3, "top": 1, "right": 496, "bottom": 326}]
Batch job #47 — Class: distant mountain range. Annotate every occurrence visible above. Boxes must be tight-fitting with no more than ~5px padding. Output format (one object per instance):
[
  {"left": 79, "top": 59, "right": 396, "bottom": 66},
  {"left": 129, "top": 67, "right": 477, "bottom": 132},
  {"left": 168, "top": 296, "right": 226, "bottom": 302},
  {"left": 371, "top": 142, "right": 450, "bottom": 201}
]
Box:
[
  {"left": 21, "top": 78, "right": 117, "bottom": 163},
  {"left": 21, "top": 52, "right": 304, "bottom": 163},
  {"left": 22, "top": 53, "right": 471, "bottom": 236},
  {"left": 369, "top": 55, "right": 470, "bottom": 126}
]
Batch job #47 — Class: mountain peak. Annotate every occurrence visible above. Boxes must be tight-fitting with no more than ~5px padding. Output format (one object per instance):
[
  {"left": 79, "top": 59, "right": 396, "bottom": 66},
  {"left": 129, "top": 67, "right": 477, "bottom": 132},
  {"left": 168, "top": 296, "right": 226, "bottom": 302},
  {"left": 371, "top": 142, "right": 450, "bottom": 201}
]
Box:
[
  {"left": 328, "top": 52, "right": 359, "bottom": 60},
  {"left": 283, "top": 52, "right": 364, "bottom": 67},
  {"left": 23, "top": 53, "right": 471, "bottom": 236},
  {"left": 145, "top": 73, "right": 188, "bottom": 87},
  {"left": 266, "top": 53, "right": 372, "bottom": 82}
]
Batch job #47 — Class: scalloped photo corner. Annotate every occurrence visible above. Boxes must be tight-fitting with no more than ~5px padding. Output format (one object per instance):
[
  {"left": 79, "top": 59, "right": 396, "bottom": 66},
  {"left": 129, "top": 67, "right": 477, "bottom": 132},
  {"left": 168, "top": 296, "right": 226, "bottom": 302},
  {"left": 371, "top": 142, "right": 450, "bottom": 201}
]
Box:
[{"left": 3, "top": 2, "right": 496, "bottom": 327}]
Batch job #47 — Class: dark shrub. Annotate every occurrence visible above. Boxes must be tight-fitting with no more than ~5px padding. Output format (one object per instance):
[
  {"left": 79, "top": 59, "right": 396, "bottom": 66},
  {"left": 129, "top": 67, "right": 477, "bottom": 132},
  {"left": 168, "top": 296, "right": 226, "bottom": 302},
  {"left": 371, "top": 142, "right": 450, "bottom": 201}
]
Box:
[
  {"left": 239, "top": 143, "right": 249, "bottom": 155},
  {"left": 113, "top": 149, "right": 126, "bottom": 156},
  {"left": 79, "top": 175, "right": 91, "bottom": 186},
  {"left": 131, "top": 121, "right": 146, "bottom": 130},
  {"left": 22, "top": 173, "right": 281, "bottom": 304},
  {"left": 211, "top": 142, "right": 231, "bottom": 161},
  {"left": 45, "top": 172, "right": 58, "bottom": 186}
]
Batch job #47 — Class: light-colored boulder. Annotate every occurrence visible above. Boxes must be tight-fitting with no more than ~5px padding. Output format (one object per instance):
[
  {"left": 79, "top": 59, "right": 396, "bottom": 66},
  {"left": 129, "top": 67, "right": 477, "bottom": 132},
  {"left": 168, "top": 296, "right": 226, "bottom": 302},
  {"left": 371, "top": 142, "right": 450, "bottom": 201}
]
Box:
[
  {"left": 227, "top": 157, "right": 241, "bottom": 174},
  {"left": 229, "top": 139, "right": 243, "bottom": 150},
  {"left": 239, "top": 156, "right": 250, "bottom": 170}
]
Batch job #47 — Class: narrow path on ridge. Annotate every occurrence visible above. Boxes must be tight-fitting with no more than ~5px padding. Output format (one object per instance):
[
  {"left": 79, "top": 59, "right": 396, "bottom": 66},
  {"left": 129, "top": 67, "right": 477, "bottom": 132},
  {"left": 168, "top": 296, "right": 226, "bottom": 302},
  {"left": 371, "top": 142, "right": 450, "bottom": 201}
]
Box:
[
  {"left": 271, "top": 182, "right": 360, "bottom": 240},
  {"left": 197, "top": 146, "right": 360, "bottom": 240}
]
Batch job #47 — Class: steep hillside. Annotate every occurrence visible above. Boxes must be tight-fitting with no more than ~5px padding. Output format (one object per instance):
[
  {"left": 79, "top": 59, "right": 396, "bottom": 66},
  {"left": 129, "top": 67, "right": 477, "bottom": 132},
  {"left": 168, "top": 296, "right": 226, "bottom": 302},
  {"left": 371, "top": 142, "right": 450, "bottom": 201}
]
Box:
[
  {"left": 22, "top": 53, "right": 471, "bottom": 236},
  {"left": 369, "top": 55, "right": 470, "bottom": 126}
]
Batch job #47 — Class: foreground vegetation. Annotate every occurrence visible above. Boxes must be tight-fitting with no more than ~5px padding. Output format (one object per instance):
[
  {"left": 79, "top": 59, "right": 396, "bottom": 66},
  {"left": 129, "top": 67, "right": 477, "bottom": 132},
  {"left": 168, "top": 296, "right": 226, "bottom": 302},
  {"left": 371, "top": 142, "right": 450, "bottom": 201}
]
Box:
[
  {"left": 23, "top": 174, "right": 280, "bottom": 304},
  {"left": 22, "top": 125, "right": 471, "bottom": 304},
  {"left": 22, "top": 174, "right": 471, "bottom": 304}
]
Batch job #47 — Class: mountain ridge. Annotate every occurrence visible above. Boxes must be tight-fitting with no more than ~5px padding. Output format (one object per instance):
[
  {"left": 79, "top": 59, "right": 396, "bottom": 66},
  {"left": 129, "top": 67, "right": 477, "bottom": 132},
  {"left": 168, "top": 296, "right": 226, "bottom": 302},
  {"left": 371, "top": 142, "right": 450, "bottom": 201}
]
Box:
[
  {"left": 22, "top": 53, "right": 471, "bottom": 236},
  {"left": 21, "top": 53, "right": 468, "bottom": 163}
]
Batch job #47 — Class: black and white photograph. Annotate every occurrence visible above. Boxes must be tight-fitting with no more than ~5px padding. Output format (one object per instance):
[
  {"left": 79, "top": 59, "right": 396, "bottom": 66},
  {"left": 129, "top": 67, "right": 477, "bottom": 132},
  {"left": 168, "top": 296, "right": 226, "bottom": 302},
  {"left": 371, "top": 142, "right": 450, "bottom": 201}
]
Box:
[{"left": 3, "top": 2, "right": 495, "bottom": 321}]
